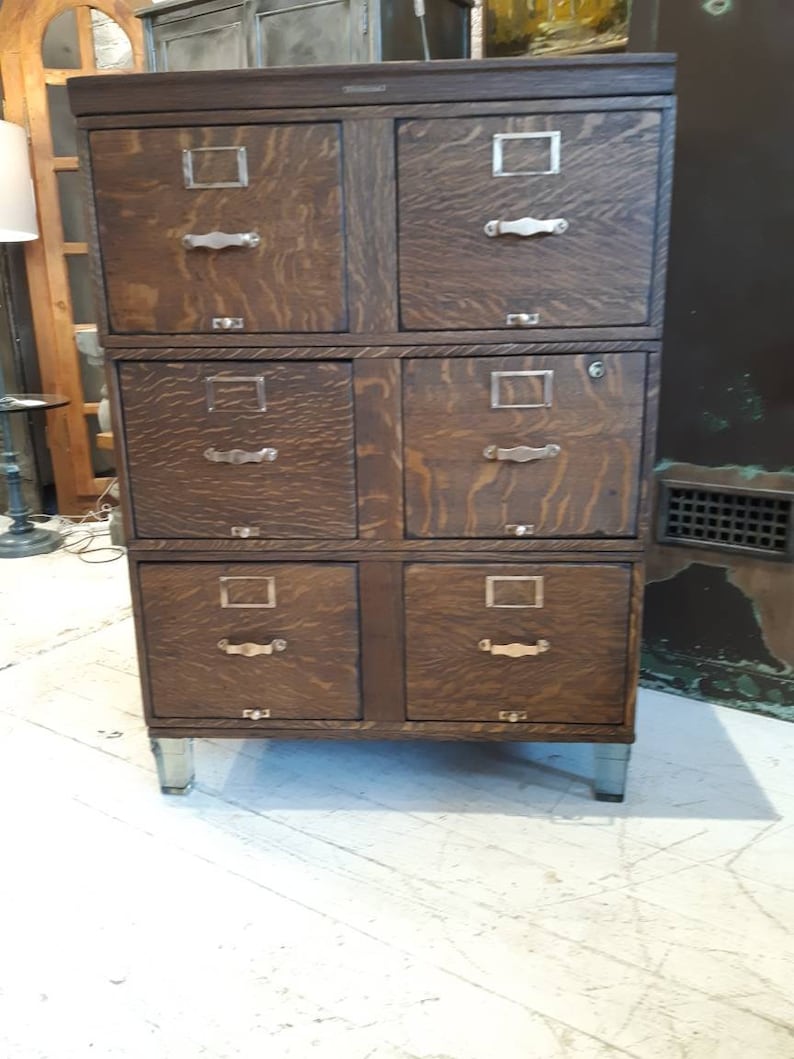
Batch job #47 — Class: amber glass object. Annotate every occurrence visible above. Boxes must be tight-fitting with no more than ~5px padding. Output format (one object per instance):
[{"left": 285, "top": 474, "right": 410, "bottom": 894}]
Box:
[{"left": 485, "top": 0, "right": 630, "bottom": 57}]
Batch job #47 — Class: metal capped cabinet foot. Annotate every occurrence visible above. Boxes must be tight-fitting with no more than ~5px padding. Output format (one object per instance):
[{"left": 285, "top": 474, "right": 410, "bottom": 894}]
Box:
[
  {"left": 593, "top": 744, "right": 632, "bottom": 803},
  {"left": 69, "top": 56, "right": 676, "bottom": 801},
  {"left": 151, "top": 738, "right": 195, "bottom": 795}
]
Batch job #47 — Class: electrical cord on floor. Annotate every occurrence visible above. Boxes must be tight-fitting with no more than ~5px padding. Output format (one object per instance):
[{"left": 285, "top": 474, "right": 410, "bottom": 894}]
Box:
[{"left": 28, "top": 477, "right": 125, "bottom": 564}]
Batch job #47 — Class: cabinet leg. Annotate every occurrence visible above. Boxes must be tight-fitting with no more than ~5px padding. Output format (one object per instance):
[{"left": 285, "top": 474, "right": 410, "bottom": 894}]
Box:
[
  {"left": 593, "top": 743, "right": 631, "bottom": 802},
  {"left": 151, "top": 738, "right": 194, "bottom": 795}
]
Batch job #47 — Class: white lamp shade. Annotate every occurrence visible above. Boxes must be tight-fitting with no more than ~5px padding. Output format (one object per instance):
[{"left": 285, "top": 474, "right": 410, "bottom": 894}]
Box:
[{"left": 0, "top": 120, "right": 39, "bottom": 241}]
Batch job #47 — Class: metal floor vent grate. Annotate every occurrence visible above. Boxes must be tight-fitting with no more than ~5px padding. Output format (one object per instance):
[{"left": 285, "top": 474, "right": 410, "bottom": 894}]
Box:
[{"left": 659, "top": 483, "right": 793, "bottom": 559}]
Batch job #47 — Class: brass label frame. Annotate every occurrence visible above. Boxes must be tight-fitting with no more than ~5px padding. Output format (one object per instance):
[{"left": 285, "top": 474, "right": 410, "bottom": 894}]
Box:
[
  {"left": 182, "top": 146, "right": 249, "bottom": 189},
  {"left": 204, "top": 374, "right": 267, "bottom": 412},
  {"left": 485, "top": 575, "right": 544, "bottom": 609},
  {"left": 219, "top": 576, "right": 276, "bottom": 609},
  {"left": 490, "top": 370, "right": 553, "bottom": 409},
  {"left": 492, "top": 131, "right": 561, "bottom": 177}
]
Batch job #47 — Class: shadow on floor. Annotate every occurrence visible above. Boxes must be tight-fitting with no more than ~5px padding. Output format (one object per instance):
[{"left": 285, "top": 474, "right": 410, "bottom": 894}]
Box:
[{"left": 197, "top": 691, "right": 780, "bottom": 822}]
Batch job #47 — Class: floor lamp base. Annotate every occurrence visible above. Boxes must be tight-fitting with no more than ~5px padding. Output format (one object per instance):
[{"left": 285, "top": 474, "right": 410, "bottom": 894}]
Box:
[{"left": 0, "top": 524, "right": 63, "bottom": 558}]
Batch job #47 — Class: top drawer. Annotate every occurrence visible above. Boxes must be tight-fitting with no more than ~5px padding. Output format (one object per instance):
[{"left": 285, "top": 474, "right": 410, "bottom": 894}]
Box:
[
  {"left": 397, "top": 110, "right": 663, "bottom": 331},
  {"left": 90, "top": 124, "right": 347, "bottom": 334}
]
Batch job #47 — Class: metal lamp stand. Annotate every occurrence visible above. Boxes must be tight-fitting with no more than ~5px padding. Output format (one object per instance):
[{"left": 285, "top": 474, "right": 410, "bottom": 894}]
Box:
[{"left": 0, "top": 380, "right": 68, "bottom": 558}]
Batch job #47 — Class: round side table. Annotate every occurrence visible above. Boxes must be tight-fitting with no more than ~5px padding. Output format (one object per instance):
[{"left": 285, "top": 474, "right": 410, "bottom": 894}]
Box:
[{"left": 0, "top": 393, "right": 70, "bottom": 558}]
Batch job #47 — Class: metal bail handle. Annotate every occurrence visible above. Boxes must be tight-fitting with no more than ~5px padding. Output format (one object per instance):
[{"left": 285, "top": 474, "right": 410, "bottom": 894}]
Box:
[
  {"left": 204, "top": 447, "right": 278, "bottom": 465},
  {"left": 217, "top": 638, "right": 287, "bottom": 657},
  {"left": 478, "top": 638, "right": 550, "bottom": 658},
  {"left": 182, "top": 231, "right": 261, "bottom": 250},
  {"left": 483, "top": 443, "right": 561, "bottom": 463},
  {"left": 484, "top": 217, "right": 568, "bottom": 238}
]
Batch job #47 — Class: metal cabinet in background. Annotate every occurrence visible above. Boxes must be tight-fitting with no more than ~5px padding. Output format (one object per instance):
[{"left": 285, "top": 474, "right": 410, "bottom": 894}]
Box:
[{"left": 136, "top": 0, "right": 472, "bottom": 71}]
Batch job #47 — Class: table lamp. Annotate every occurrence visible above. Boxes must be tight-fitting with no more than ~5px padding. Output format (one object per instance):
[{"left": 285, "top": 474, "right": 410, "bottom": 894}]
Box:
[{"left": 0, "top": 119, "right": 69, "bottom": 557}]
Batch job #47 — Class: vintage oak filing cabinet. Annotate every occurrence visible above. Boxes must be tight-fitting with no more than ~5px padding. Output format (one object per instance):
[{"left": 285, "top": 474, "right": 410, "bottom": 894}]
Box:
[{"left": 69, "top": 56, "right": 676, "bottom": 799}]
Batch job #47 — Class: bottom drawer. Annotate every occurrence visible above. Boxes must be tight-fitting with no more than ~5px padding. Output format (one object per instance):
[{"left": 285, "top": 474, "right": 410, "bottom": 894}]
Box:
[
  {"left": 405, "top": 563, "right": 632, "bottom": 723},
  {"left": 139, "top": 562, "right": 361, "bottom": 720}
]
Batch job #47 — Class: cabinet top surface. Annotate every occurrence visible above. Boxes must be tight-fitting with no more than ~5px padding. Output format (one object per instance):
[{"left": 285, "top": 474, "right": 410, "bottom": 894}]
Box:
[{"left": 68, "top": 55, "right": 676, "bottom": 119}]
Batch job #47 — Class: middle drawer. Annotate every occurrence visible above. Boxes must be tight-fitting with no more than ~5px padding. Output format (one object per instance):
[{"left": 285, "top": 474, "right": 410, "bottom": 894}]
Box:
[
  {"left": 403, "top": 353, "right": 647, "bottom": 539},
  {"left": 120, "top": 361, "right": 357, "bottom": 539}
]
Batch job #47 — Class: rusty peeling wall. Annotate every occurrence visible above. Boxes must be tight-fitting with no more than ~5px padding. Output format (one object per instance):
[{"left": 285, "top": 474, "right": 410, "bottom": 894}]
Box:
[
  {"left": 644, "top": 464, "right": 794, "bottom": 721},
  {"left": 632, "top": 1, "right": 794, "bottom": 721}
]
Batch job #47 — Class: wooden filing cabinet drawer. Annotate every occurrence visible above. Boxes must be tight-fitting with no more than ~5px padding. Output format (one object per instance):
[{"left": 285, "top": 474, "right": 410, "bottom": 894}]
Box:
[
  {"left": 139, "top": 562, "right": 361, "bottom": 720},
  {"left": 403, "top": 353, "right": 647, "bottom": 539},
  {"left": 405, "top": 562, "right": 632, "bottom": 723},
  {"left": 120, "top": 361, "right": 357, "bottom": 539},
  {"left": 397, "top": 110, "right": 662, "bottom": 330},
  {"left": 90, "top": 123, "right": 347, "bottom": 334}
]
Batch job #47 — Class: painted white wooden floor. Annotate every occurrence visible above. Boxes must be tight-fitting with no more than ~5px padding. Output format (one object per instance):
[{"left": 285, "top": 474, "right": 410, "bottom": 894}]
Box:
[{"left": 1, "top": 535, "right": 793, "bottom": 1059}]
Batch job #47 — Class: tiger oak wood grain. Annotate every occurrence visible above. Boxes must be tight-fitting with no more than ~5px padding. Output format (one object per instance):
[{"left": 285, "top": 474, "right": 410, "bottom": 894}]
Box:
[
  {"left": 120, "top": 361, "right": 356, "bottom": 539},
  {"left": 650, "top": 105, "right": 677, "bottom": 329},
  {"left": 104, "top": 339, "right": 663, "bottom": 358},
  {"left": 68, "top": 56, "right": 676, "bottom": 117},
  {"left": 73, "top": 96, "right": 675, "bottom": 132},
  {"left": 90, "top": 124, "right": 347, "bottom": 334},
  {"left": 397, "top": 110, "right": 662, "bottom": 330},
  {"left": 125, "top": 541, "right": 643, "bottom": 557},
  {"left": 139, "top": 562, "right": 361, "bottom": 720},
  {"left": 404, "top": 354, "right": 647, "bottom": 539},
  {"left": 359, "top": 563, "right": 406, "bottom": 722},
  {"left": 637, "top": 350, "right": 662, "bottom": 541},
  {"left": 354, "top": 360, "right": 404, "bottom": 539},
  {"left": 343, "top": 120, "right": 398, "bottom": 333},
  {"left": 149, "top": 721, "right": 633, "bottom": 741},
  {"left": 405, "top": 563, "right": 632, "bottom": 723}
]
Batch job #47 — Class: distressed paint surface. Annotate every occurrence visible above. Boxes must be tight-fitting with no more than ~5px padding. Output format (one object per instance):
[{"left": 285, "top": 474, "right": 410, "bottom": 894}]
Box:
[
  {"left": 637, "top": 0, "right": 794, "bottom": 721},
  {"left": 641, "top": 563, "right": 793, "bottom": 723},
  {"left": 643, "top": 462, "right": 794, "bottom": 722}
]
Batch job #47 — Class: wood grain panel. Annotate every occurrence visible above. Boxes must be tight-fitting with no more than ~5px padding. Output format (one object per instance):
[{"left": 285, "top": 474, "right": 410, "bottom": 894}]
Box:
[
  {"left": 343, "top": 120, "right": 398, "bottom": 332},
  {"left": 397, "top": 110, "right": 662, "bottom": 330},
  {"left": 623, "top": 562, "right": 646, "bottom": 735},
  {"left": 74, "top": 96, "right": 676, "bottom": 132},
  {"left": 405, "top": 563, "right": 632, "bottom": 723},
  {"left": 90, "top": 124, "right": 347, "bottom": 334},
  {"left": 649, "top": 104, "right": 677, "bottom": 329},
  {"left": 637, "top": 350, "right": 662, "bottom": 541},
  {"left": 354, "top": 360, "right": 403, "bottom": 538},
  {"left": 139, "top": 562, "right": 361, "bottom": 720},
  {"left": 105, "top": 338, "right": 662, "bottom": 357},
  {"left": 120, "top": 361, "right": 356, "bottom": 539},
  {"left": 149, "top": 721, "right": 632, "bottom": 741},
  {"left": 404, "top": 354, "right": 647, "bottom": 538},
  {"left": 359, "top": 563, "right": 405, "bottom": 722},
  {"left": 68, "top": 56, "right": 676, "bottom": 117},
  {"left": 126, "top": 540, "right": 644, "bottom": 558}
]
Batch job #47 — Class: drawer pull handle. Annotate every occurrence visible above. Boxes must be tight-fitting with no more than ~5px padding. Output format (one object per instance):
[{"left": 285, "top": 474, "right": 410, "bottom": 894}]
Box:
[
  {"left": 479, "top": 638, "right": 550, "bottom": 658},
  {"left": 242, "top": 709, "right": 271, "bottom": 720},
  {"left": 506, "top": 313, "right": 539, "bottom": 328},
  {"left": 483, "top": 443, "right": 560, "bottom": 463},
  {"left": 499, "top": 710, "right": 528, "bottom": 723},
  {"left": 218, "top": 638, "right": 287, "bottom": 657},
  {"left": 182, "top": 231, "right": 261, "bottom": 250},
  {"left": 204, "top": 447, "right": 278, "bottom": 465},
  {"left": 212, "top": 317, "right": 245, "bottom": 331},
  {"left": 484, "top": 217, "right": 568, "bottom": 238}
]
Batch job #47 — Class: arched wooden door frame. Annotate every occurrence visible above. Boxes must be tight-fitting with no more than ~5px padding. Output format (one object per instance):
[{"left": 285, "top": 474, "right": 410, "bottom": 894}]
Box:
[{"left": 0, "top": 0, "right": 148, "bottom": 513}]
